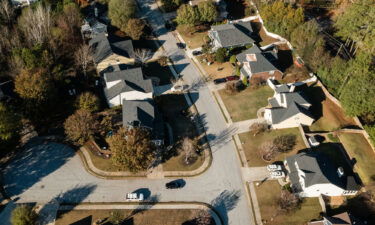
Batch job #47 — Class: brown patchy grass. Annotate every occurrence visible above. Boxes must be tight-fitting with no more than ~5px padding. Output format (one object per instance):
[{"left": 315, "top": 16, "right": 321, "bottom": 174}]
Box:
[
  {"left": 255, "top": 181, "right": 322, "bottom": 225},
  {"left": 56, "top": 209, "right": 208, "bottom": 225},
  {"left": 338, "top": 133, "right": 375, "bottom": 186},
  {"left": 239, "top": 128, "right": 306, "bottom": 166},
  {"left": 84, "top": 147, "right": 122, "bottom": 172},
  {"left": 197, "top": 57, "right": 234, "bottom": 80},
  {"left": 219, "top": 85, "right": 274, "bottom": 122},
  {"left": 177, "top": 25, "right": 209, "bottom": 49}
]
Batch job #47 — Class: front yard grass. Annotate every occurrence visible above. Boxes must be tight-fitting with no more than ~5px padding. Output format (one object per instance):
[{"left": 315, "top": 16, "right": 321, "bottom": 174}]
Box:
[
  {"left": 255, "top": 181, "right": 322, "bottom": 225},
  {"left": 219, "top": 85, "right": 274, "bottom": 122},
  {"left": 338, "top": 133, "right": 375, "bottom": 186},
  {"left": 56, "top": 208, "right": 210, "bottom": 225},
  {"left": 239, "top": 128, "right": 306, "bottom": 166},
  {"left": 306, "top": 85, "right": 356, "bottom": 132},
  {"left": 197, "top": 57, "right": 234, "bottom": 79},
  {"left": 177, "top": 24, "right": 208, "bottom": 49}
]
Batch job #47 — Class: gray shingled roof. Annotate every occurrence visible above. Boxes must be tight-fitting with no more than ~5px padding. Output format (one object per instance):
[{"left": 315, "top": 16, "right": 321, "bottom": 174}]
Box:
[
  {"left": 275, "top": 84, "right": 291, "bottom": 93},
  {"left": 237, "top": 47, "right": 280, "bottom": 74},
  {"left": 122, "top": 99, "right": 164, "bottom": 139},
  {"left": 210, "top": 21, "right": 255, "bottom": 48},
  {"left": 89, "top": 33, "right": 134, "bottom": 64},
  {"left": 286, "top": 152, "right": 359, "bottom": 192},
  {"left": 104, "top": 68, "right": 153, "bottom": 100}
]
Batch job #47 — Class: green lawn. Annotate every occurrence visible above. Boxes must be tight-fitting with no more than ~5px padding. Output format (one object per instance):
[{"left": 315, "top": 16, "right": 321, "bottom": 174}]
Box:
[
  {"left": 255, "top": 181, "right": 322, "bottom": 225},
  {"left": 219, "top": 86, "right": 274, "bottom": 122},
  {"left": 56, "top": 208, "right": 209, "bottom": 225},
  {"left": 84, "top": 146, "right": 122, "bottom": 172},
  {"left": 338, "top": 133, "right": 375, "bottom": 186},
  {"left": 239, "top": 128, "right": 306, "bottom": 166},
  {"left": 177, "top": 25, "right": 209, "bottom": 49},
  {"left": 305, "top": 85, "right": 356, "bottom": 132}
]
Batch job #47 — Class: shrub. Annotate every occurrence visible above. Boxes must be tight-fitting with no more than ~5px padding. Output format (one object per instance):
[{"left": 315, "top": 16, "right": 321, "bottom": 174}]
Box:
[
  {"left": 260, "top": 141, "right": 278, "bottom": 161},
  {"left": 242, "top": 76, "right": 249, "bottom": 86},
  {"left": 364, "top": 125, "right": 375, "bottom": 146},
  {"left": 249, "top": 123, "right": 268, "bottom": 136},
  {"left": 225, "top": 81, "right": 239, "bottom": 95},
  {"left": 229, "top": 55, "right": 237, "bottom": 64},
  {"left": 75, "top": 92, "right": 100, "bottom": 112},
  {"left": 235, "top": 66, "right": 240, "bottom": 76},
  {"left": 273, "top": 134, "right": 296, "bottom": 153},
  {"left": 157, "top": 56, "right": 169, "bottom": 66},
  {"left": 251, "top": 77, "right": 265, "bottom": 88},
  {"left": 11, "top": 205, "right": 37, "bottom": 225},
  {"left": 215, "top": 48, "right": 227, "bottom": 63},
  {"left": 278, "top": 190, "right": 301, "bottom": 212}
]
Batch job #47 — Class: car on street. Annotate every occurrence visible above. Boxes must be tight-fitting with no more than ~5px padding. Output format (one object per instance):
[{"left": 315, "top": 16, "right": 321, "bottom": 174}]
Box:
[
  {"left": 126, "top": 193, "right": 144, "bottom": 201},
  {"left": 213, "top": 78, "right": 227, "bottom": 85},
  {"left": 166, "top": 179, "right": 185, "bottom": 189},
  {"left": 225, "top": 75, "right": 240, "bottom": 81},
  {"left": 192, "top": 50, "right": 202, "bottom": 56},
  {"left": 270, "top": 171, "right": 285, "bottom": 179},
  {"left": 176, "top": 43, "right": 186, "bottom": 49},
  {"left": 267, "top": 164, "right": 282, "bottom": 171}
]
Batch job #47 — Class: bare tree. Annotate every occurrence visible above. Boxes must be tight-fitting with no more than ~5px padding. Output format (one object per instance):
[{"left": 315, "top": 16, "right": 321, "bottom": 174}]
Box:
[
  {"left": 260, "top": 140, "right": 278, "bottom": 161},
  {"left": 18, "top": 4, "right": 52, "bottom": 44},
  {"left": 0, "top": 0, "right": 14, "bottom": 25},
  {"left": 225, "top": 81, "right": 238, "bottom": 94},
  {"left": 249, "top": 122, "right": 268, "bottom": 136},
  {"left": 180, "top": 137, "right": 197, "bottom": 165},
  {"left": 134, "top": 48, "right": 152, "bottom": 66},
  {"left": 278, "top": 190, "right": 300, "bottom": 212},
  {"left": 273, "top": 134, "right": 296, "bottom": 153},
  {"left": 74, "top": 44, "right": 92, "bottom": 77},
  {"left": 194, "top": 209, "right": 212, "bottom": 225}
]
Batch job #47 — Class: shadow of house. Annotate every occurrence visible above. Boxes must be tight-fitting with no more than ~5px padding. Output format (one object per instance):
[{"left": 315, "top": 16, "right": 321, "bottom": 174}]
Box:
[
  {"left": 173, "top": 63, "right": 190, "bottom": 74},
  {"left": 207, "top": 126, "right": 238, "bottom": 150},
  {"left": 211, "top": 190, "right": 241, "bottom": 225},
  {"left": 70, "top": 215, "right": 92, "bottom": 225},
  {"left": 2, "top": 142, "right": 76, "bottom": 197}
]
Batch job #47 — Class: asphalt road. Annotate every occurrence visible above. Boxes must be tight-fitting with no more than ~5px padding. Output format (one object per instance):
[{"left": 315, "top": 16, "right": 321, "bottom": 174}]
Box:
[{"left": 1, "top": 1, "right": 254, "bottom": 224}]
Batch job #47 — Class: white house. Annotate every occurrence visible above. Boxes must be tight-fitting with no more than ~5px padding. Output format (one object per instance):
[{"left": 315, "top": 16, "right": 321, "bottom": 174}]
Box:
[
  {"left": 103, "top": 67, "right": 153, "bottom": 107},
  {"left": 264, "top": 79, "right": 314, "bottom": 129},
  {"left": 285, "top": 152, "right": 359, "bottom": 197}
]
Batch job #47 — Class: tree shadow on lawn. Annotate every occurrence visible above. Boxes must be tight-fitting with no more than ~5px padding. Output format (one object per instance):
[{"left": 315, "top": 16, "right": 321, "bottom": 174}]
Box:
[
  {"left": 2, "top": 142, "right": 76, "bottom": 197},
  {"left": 211, "top": 190, "right": 241, "bottom": 225},
  {"left": 206, "top": 126, "right": 238, "bottom": 151}
]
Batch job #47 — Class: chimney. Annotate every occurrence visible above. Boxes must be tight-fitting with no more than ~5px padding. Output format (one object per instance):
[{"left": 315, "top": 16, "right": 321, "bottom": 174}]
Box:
[{"left": 337, "top": 167, "right": 345, "bottom": 178}]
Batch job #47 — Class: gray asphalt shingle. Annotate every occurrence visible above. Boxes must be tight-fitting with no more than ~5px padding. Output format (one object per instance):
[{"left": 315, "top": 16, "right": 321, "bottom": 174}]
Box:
[{"left": 210, "top": 21, "right": 255, "bottom": 48}]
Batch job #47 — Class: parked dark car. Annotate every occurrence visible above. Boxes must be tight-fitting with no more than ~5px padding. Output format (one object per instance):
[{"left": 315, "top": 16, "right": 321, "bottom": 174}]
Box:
[
  {"left": 166, "top": 179, "right": 185, "bottom": 189},
  {"left": 176, "top": 43, "right": 186, "bottom": 49},
  {"left": 213, "top": 78, "right": 227, "bottom": 85},
  {"left": 192, "top": 50, "right": 202, "bottom": 56},
  {"left": 225, "top": 75, "right": 240, "bottom": 81}
]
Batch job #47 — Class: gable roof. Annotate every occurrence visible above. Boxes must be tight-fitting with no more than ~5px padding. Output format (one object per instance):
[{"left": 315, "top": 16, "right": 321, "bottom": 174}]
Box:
[
  {"left": 270, "top": 101, "right": 312, "bottom": 124},
  {"left": 210, "top": 21, "right": 255, "bottom": 48},
  {"left": 104, "top": 68, "right": 153, "bottom": 100},
  {"left": 237, "top": 47, "right": 280, "bottom": 74},
  {"left": 286, "top": 152, "right": 359, "bottom": 192},
  {"left": 89, "top": 33, "right": 134, "bottom": 64}
]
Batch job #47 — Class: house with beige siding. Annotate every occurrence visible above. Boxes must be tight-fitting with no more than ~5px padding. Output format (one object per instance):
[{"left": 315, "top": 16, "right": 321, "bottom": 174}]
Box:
[{"left": 89, "top": 33, "right": 135, "bottom": 73}]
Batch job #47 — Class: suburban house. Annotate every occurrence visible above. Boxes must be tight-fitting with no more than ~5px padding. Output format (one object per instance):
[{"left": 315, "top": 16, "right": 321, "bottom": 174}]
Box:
[
  {"left": 236, "top": 45, "right": 283, "bottom": 82},
  {"left": 308, "top": 212, "right": 362, "bottom": 225},
  {"left": 122, "top": 99, "right": 164, "bottom": 145},
  {"left": 81, "top": 17, "right": 107, "bottom": 39},
  {"left": 264, "top": 79, "right": 314, "bottom": 129},
  {"left": 285, "top": 152, "right": 359, "bottom": 197},
  {"left": 103, "top": 67, "right": 153, "bottom": 107},
  {"left": 209, "top": 21, "right": 255, "bottom": 50},
  {"left": 89, "top": 33, "right": 135, "bottom": 73}
]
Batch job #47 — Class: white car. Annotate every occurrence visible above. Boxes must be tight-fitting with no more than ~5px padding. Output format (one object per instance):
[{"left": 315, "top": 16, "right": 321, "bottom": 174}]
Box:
[
  {"left": 171, "top": 84, "right": 189, "bottom": 93},
  {"left": 125, "top": 193, "right": 144, "bottom": 201},
  {"left": 308, "top": 135, "right": 320, "bottom": 147},
  {"left": 270, "top": 171, "right": 285, "bottom": 179},
  {"left": 267, "top": 164, "right": 282, "bottom": 171}
]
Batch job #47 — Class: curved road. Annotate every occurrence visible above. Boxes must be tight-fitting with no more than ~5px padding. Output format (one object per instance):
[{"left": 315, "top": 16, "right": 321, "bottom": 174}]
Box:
[{"left": 1, "top": 1, "right": 254, "bottom": 225}]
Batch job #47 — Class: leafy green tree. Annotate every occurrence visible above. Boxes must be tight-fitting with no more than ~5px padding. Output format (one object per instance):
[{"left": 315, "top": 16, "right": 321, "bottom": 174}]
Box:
[
  {"left": 75, "top": 92, "right": 100, "bottom": 112},
  {"left": 11, "top": 205, "right": 37, "bottom": 225},
  {"left": 334, "top": 0, "right": 375, "bottom": 54},
  {"left": 215, "top": 47, "right": 226, "bottom": 63},
  {"left": 125, "top": 18, "right": 146, "bottom": 40},
  {"left": 12, "top": 45, "right": 52, "bottom": 70},
  {"left": 0, "top": 103, "right": 20, "bottom": 142},
  {"left": 197, "top": 0, "right": 218, "bottom": 23},
  {"left": 108, "top": 127, "right": 155, "bottom": 172},
  {"left": 291, "top": 20, "right": 320, "bottom": 59},
  {"left": 15, "top": 69, "right": 55, "bottom": 103},
  {"left": 316, "top": 57, "right": 347, "bottom": 96},
  {"left": 176, "top": 4, "right": 200, "bottom": 26},
  {"left": 64, "top": 109, "right": 98, "bottom": 145},
  {"left": 108, "top": 0, "right": 136, "bottom": 32}
]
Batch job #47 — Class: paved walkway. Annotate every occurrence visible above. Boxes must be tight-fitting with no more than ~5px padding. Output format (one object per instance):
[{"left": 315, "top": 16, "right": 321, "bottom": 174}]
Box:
[{"left": 231, "top": 118, "right": 267, "bottom": 134}]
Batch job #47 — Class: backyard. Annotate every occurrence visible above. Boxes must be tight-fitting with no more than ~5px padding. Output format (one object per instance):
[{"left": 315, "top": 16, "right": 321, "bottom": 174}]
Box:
[
  {"left": 255, "top": 181, "right": 322, "bottom": 225},
  {"left": 250, "top": 20, "right": 279, "bottom": 46},
  {"left": 305, "top": 85, "right": 356, "bottom": 132},
  {"left": 219, "top": 85, "right": 274, "bottom": 122},
  {"left": 338, "top": 133, "right": 375, "bottom": 187},
  {"left": 56, "top": 208, "right": 213, "bottom": 225},
  {"left": 177, "top": 24, "right": 209, "bottom": 49},
  {"left": 239, "top": 128, "right": 306, "bottom": 166}
]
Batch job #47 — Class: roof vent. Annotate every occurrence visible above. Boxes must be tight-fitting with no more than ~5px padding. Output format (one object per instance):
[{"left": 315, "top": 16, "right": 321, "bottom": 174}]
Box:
[{"left": 337, "top": 167, "right": 345, "bottom": 178}]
